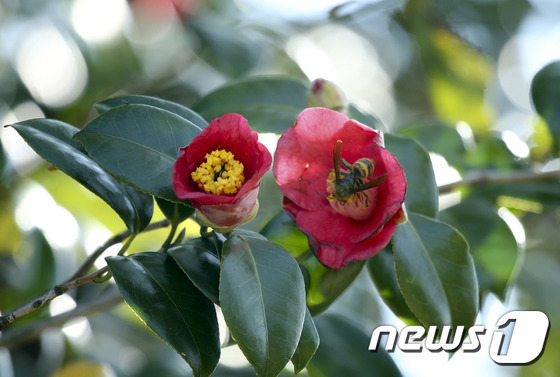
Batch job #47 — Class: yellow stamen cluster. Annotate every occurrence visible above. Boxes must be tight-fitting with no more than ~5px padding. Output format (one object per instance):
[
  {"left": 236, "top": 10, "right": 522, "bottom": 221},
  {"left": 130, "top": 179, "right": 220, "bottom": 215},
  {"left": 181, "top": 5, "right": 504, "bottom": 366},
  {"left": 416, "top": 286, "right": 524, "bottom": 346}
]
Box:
[{"left": 191, "top": 149, "right": 244, "bottom": 195}]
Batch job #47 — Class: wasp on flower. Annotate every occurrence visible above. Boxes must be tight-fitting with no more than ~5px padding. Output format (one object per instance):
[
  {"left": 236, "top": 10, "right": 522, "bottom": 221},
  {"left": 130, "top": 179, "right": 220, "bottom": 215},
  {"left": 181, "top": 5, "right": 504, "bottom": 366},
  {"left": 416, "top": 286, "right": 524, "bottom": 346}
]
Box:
[
  {"left": 323, "top": 139, "right": 387, "bottom": 209},
  {"left": 273, "top": 107, "right": 407, "bottom": 269}
]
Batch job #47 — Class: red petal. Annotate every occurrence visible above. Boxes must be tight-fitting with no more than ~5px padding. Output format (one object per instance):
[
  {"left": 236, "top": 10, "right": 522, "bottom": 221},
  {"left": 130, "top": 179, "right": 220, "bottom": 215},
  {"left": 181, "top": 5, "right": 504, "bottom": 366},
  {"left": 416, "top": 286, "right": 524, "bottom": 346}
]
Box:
[
  {"left": 273, "top": 108, "right": 381, "bottom": 211},
  {"left": 314, "top": 208, "right": 404, "bottom": 269},
  {"left": 172, "top": 113, "right": 272, "bottom": 206}
]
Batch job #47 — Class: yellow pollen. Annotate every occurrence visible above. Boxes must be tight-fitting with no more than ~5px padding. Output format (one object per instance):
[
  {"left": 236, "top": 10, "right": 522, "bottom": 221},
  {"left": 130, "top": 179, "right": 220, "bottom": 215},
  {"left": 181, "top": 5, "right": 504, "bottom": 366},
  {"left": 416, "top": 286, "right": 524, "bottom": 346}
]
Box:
[{"left": 191, "top": 149, "right": 244, "bottom": 195}]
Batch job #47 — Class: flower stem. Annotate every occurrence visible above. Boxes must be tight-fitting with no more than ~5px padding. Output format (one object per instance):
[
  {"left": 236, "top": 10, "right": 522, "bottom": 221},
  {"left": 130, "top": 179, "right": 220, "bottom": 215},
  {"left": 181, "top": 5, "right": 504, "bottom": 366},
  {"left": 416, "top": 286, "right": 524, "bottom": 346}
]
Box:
[
  {"left": 160, "top": 223, "right": 178, "bottom": 252},
  {"left": 438, "top": 168, "right": 560, "bottom": 194}
]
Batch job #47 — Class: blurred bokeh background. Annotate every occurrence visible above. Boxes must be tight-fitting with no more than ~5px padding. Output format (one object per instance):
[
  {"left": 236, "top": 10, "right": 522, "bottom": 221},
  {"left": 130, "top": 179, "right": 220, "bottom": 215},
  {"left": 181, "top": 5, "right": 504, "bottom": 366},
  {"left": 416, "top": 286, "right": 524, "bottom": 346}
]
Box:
[{"left": 1, "top": 0, "right": 560, "bottom": 376}]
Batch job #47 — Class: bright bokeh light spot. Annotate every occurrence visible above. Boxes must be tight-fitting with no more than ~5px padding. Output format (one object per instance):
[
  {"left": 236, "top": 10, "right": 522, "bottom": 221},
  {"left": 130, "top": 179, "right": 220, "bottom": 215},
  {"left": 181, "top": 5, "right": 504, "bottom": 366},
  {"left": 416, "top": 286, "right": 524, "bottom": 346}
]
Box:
[
  {"left": 15, "top": 182, "right": 80, "bottom": 249},
  {"left": 498, "top": 14, "right": 560, "bottom": 110},
  {"left": 0, "top": 101, "right": 45, "bottom": 171},
  {"left": 429, "top": 153, "right": 462, "bottom": 210},
  {"left": 456, "top": 121, "right": 475, "bottom": 150},
  {"left": 501, "top": 130, "right": 530, "bottom": 158},
  {"left": 49, "top": 294, "right": 92, "bottom": 346},
  {"left": 83, "top": 223, "right": 122, "bottom": 269},
  {"left": 286, "top": 24, "right": 395, "bottom": 125},
  {"left": 220, "top": 344, "right": 250, "bottom": 368},
  {"left": 237, "top": 0, "right": 346, "bottom": 19},
  {"left": 258, "top": 132, "right": 281, "bottom": 157},
  {"left": 15, "top": 21, "right": 87, "bottom": 108},
  {"left": 71, "top": 0, "right": 130, "bottom": 44},
  {"left": 50, "top": 294, "right": 77, "bottom": 316},
  {"left": 498, "top": 207, "right": 526, "bottom": 247}
]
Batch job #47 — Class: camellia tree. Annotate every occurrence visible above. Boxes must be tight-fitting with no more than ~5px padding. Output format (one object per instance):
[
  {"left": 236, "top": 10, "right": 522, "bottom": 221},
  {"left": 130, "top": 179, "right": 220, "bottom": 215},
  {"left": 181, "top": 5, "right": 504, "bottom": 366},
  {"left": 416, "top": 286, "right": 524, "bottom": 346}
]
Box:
[
  {"left": 1, "top": 1, "right": 560, "bottom": 377},
  {"left": 0, "top": 75, "right": 553, "bottom": 376}
]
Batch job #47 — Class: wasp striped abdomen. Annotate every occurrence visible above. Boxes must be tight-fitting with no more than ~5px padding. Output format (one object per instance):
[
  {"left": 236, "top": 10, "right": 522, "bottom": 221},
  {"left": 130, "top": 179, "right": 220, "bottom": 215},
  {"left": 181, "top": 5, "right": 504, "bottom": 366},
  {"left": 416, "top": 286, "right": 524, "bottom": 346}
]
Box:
[{"left": 352, "top": 158, "right": 376, "bottom": 179}]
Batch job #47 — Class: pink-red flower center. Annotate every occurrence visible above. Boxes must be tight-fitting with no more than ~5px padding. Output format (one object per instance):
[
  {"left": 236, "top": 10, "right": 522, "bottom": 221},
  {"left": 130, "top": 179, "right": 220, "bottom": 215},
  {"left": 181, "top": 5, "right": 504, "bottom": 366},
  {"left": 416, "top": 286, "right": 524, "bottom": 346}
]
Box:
[{"left": 190, "top": 149, "right": 244, "bottom": 195}]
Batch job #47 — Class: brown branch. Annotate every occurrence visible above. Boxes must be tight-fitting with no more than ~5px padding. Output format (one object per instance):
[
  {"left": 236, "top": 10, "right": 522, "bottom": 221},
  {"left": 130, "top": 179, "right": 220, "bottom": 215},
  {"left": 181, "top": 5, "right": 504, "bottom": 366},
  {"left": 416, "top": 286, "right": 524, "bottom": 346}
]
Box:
[
  {"left": 438, "top": 169, "right": 560, "bottom": 194},
  {"left": 70, "top": 219, "right": 170, "bottom": 280},
  {"left": 0, "top": 267, "right": 109, "bottom": 331},
  {"left": 0, "top": 219, "right": 170, "bottom": 332},
  {"left": 0, "top": 288, "right": 123, "bottom": 349}
]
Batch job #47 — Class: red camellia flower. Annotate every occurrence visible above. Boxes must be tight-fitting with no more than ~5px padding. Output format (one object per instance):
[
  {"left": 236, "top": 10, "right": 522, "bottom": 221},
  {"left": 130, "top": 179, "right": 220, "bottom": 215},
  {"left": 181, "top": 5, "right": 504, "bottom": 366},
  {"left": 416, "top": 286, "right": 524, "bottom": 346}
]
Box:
[
  {"left": 172, "top": 113, "right": 272, "bottom": 232},
  {"left": 273, "top": 107, "right": 407, "bottom": 269}
]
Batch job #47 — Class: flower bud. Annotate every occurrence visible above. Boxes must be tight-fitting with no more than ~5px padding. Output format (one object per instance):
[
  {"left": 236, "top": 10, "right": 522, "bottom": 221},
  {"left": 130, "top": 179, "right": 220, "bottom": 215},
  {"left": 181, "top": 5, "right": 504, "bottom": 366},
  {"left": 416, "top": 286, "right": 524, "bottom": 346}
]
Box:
[{"left": 306, "top": 78, "right": 349, "bottom": 114}]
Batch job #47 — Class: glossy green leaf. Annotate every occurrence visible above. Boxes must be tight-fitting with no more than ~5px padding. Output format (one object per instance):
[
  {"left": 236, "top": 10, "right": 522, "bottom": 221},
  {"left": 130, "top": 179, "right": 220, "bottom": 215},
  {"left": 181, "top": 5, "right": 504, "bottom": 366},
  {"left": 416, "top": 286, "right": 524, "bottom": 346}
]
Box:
[
  {"left": 291, "top": 308, "right": 319, "bottom": 374},
  {"left": 531, "top": 61, "right": 560, "bottom": 155},
  {"left": 193, "top": 77, "right": 308, "bottom": 133},
  {"left": 392, "top": 213, "right": 478, "bottom": 328},
  {"left": 439, "top": 197, "right": 519, "bottom": 300},
  {"left": 233, "top": 228, "right": 268, "bottom": 240},
  {"left": 367, "top": 247, "right": 420, "bottom": 326},
  {"left": 397, "top": 122, "right": 466, "bottom": 168},
  {"left": 155, "top": 197, "right": 194, "bottom": 225},
  {"left": 168, "top": 238, "right": 220, "bottom": 304},
  {"left": 11, "top": 118, "right": 153, "bottom": 233},
  {"left": 95, "top": 94, "right": 208, "bottom": 130},
  {"left": 307, "top": 315, "right": 402, "bottom": 377},
  {"left": 106, "top": 252, "right": 220, "bottom": 377},
  {"left": 74, "top": 104, "right": 202, "bottom": 202},
  {"left": 260, "top": 211, "right": 309, "bottom": 259},
  {"left": 348, "top": 105, "right": 383, "bottom": 130},
  {"left": 189, "top": 18, "right": 260, "bottom": 78},
  {"left": 303, "top": 258, "right": 364, "bottom": 316},
  {"left": 220, "top": 235, "right": 306, "bottom": 377},
  {"left": 384, "top": 134, "right": 438, "bottom": 218}
]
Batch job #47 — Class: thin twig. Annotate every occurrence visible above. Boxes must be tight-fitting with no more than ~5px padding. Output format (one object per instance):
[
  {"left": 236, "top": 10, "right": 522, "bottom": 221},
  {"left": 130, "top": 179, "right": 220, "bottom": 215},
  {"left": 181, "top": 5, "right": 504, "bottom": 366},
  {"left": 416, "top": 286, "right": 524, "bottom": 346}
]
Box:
[
  {"left": 0, "top": 288, "right": 123, "bottom": 349},
  {"left": 0, "top": 267, "right": 109, "bottom": 331},
  {"left": 70, "top": 219, "right": 170, "bottom": 280},
  {"left": 0, "top": 219, "right": 170, "bottom": 332},
  {"left": 438, "top": 169, "right": 560, "bottom": 194}
]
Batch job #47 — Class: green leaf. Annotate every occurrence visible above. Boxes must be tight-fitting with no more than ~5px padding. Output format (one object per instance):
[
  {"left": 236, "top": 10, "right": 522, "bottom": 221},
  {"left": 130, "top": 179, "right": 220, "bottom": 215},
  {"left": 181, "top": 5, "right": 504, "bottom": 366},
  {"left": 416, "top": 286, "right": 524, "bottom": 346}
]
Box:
[
  {"left": 106, "top": 252, "right": 220, "bottom": 377},
  {"left": 11, "top": 119, "right": 153, "bottom": 233},
  {"left": 189, "top": 18, "right": 260, "bottom": 78},
  {"left": 392, "top": 213, "right": 478, "bottom": 328},
  {"left": 303, "top": 258, "right": 364, "bottom": 316},
  {"left": 439, "top": 197, "right": 520, "bottom": 300},
  {"left": 193, "top": 77, "right": 308, "bottom": 133},
  {"left": 74, "top": 104, "right": 202, "bottom": 202},
  {"left": 384, "top": 134, "right": 438, "bottom": 218},
  {"left": 291, "top": 308, "right": 319, "bottom": 374},
  {"left": 531, "top": 60, "right": 560, "bottom": 155},
  {"left": 348, "top": 105, "right": 383, "bottom": 130},
  {"left": 260, "top": 211, "right": 309, "bottom": 259},
  {"left": 233, "top": 229, "right": 268, "bottom": 241},
  {"left": 367, "top": 247, "right": 420, "bottom": 326},
  {"left": 168, "top": 238, "right": 220, "bottom": 304},
  {"left": 220, "top": 235, "right": 306, "bottom": 377},
  {"left": 307, "top": 315, "right": 402, "bottom": 377},
  {"left": 95, "top": 94, "right": 209, "bottom": 130},
  {"left": 397, "top": 121, "right": 466, "bottom": 168},
  {"left": 155, "top": 197, "right": 194, "bottom": 225}
]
